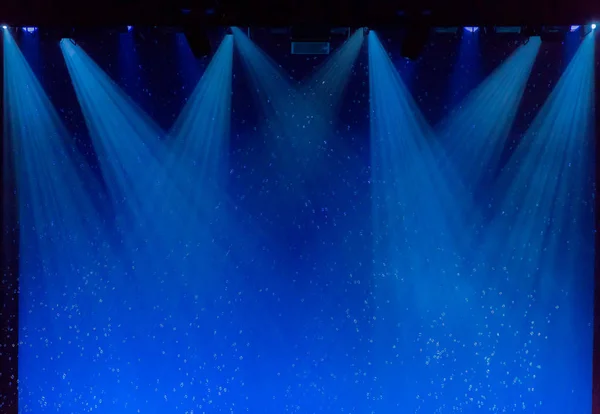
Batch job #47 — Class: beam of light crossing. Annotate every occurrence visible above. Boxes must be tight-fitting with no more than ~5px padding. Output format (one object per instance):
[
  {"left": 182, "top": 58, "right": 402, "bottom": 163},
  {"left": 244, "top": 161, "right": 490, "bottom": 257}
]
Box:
[
  {"left": 436, "top": 37, "right": 541, "bottom": 191},
  {"left": 167, "top": 33, "right": 283, "bottom": 274},
  {"left": 369, "top": 31, "right": 471, "bottom": 260},
  {"left": 480, "top": 33, "right": 595, "bottom": 412},
  {"left": 232, "top": 28, "right": 374, "bottom": 368},
  {"left": 60, "top": 40, "right": 230, "bottom": 289},
  {"left": 60, "top": 34, "right": 286, "bottom": 314},
  {"left": 369, "top": 30, "right": 478, "bottom": 411},
  {"left": 59, "top": 37, "right": 277, "bottom": 413},
  {"left": 167, "top": 33, "right": 276, "bottom": 273},
  {"left": 232, "top": 25, "right": 337, "bottom": 225},
  {"left": 231, "top": 26, "right": 297, "bottom": 150},
  {"left": 3, "top": 29, "right": 138, "bottom": 411},
  {"left": 63, "top": 35, "right": 278, "bottom": 288},
  {"left": 232, "top": 27, "right": 363, "bottom": 164},
  {"left": 61, "top": 40, "right": 192, "bottom": 227},
  {"left": 231, "top": 25, "right": 367, "bottom": 214},
  {"left": 486, "top": 33, "right": 594, "bottom": 303},
  {"left": 60, "top": 39, "right": 167, "bottom": 220},
  {"left": 302, "top": 29, "right": 365, "bottom": 117}
]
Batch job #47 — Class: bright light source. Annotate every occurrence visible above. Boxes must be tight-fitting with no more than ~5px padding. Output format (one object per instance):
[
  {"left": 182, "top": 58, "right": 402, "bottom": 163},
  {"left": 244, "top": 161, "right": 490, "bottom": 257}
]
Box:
[
  {"left": 464, "top": 27, "right": 479, "bottom": 33},
  {"left": 22, "top": 27, "right": 37, "bottom": 33},
  {"left": 592, "top": 24, "right": 597, "bottom": 30},
  {"left": 570, "top": 25, "right": 580, "bottom": 32},
  {"left": 2, "top": 25, "right": 7, "bottom": 30},
  {"left": 127, "top": 26, "right": 133, "bottom": 32}
]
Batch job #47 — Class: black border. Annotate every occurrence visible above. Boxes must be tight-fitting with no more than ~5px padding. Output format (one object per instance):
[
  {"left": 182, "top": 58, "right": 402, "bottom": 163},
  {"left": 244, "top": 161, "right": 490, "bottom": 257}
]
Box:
[{"left": 0, "top": 29, "right": 19, "bottom": 414}]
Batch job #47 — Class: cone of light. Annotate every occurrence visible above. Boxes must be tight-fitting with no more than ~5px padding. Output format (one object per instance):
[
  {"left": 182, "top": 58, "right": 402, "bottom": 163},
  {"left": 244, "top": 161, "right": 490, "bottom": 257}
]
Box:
[
  {"left": 58, "top": 37, "right": 266, "bottom": 411},
  {"left": 369, "top": 31, "right": 469, "bottom": 268},
  {"left": 486, "top": 34, "right": 594, "bottom": 300},
  {"left": 437, "top": 37, "right": 541, "bottom": 189},
  {"left": 369, "top": 30, "right": 489, "bottom": 410},
  {"left": 233, "top": 27, "right": 364, "bottom": 192},
  {"left": 60, "top": 40, "right": 230, "bottom": 290},
  {"left": 302, "top": 29, "right": 365, "bottom": 116},
  {"left": 60, "top": 39, "right": 167, "bottom": 223},
  {"left": 169, "top": 34, "right": 233, "bottom": 184},
  {"left": 231, "top": 26, "right": 298, "bottom": 147},
  {"left": 4, "top": 29, "right": 140, "bottom": 410},
  {"left": 478, "top": 34, "right": 595, "bottom": 412}
]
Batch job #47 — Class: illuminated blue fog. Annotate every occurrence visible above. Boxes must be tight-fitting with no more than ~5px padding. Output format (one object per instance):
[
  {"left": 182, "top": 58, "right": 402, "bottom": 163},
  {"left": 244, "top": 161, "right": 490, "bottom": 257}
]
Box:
[{"left": 3, "top": 26, "right": 596, "bottom": 413}]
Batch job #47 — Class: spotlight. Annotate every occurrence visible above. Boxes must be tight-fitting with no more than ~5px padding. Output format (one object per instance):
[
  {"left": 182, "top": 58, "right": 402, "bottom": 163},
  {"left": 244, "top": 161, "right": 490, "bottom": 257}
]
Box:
[
  {"left": 592, "top": 24, "right": 597, "bottom": 30},
  {"left": 22, "top": 27, "right": 37, "bottom": 33},
  {"left": 570, "top": 25, "right": 581, "bottom": 32},
  {"left": 464, "top": 27, "right": 479, "bottom": 32},
  {"left": 2, "top": 25, "right": 7, "bottom": 30},
  {"left": 127, "top": 26, "right": 133, "bottom": 32}
]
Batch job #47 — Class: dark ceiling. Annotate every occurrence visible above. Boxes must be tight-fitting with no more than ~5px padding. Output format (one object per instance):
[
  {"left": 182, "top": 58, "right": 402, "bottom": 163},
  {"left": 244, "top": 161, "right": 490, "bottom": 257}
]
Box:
[{"left": 0, "top": 0, "right": 598, "bottom": 28}]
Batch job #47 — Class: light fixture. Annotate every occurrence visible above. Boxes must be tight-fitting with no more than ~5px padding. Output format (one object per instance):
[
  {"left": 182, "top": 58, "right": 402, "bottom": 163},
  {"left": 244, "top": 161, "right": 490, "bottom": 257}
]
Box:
[
  {"left": 434, "top": 27, "right": 459, "bottom": 34},
  {"left": 495, "top": 26, "right": 522, "bottom": 34}
]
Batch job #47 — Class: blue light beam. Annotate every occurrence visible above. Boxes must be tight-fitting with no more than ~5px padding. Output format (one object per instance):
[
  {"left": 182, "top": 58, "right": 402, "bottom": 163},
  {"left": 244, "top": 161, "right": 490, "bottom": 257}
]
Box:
[
  {"left": 302, "top": 29, "right": 365, "bottom": 116},
  {"left": 436, "top": 37, "right": 541, "bottom": 190},
  {"left": 169, "top": 34, "right": 234, "bottom": 185},
  {"left": 59, "top": 38, "right": 264, "bottom": 413},
  {"left": 63, "top": 35, "right": 271, "bottom": 284},
  {"left": 483, "top": 33, "right": 595, "bottom": 412},
  {"left": 487, "top": 34, "right": 594, "bottom": 300},
  {"left": 232, "top": 27, "right": 328, "bottom": 170},
  {"left": 3, "top": 28, "right": 130, "bottom": 411},
  {"left": 231, "top": 26, "right": 296, "bottom": 135},
  {"left": 369, "top": 30, "right": 482, "bottom": 411},
  {"left": 369, "top": 29, "right": 472, "bottom": 321},
  {"left": 60, "top": 39, "right": 172, "bottom": 224},
  {"left": 60, "top": 39, "right": 227, "bottom": 283},
  {"left": 232, "top": 26, "right": 360, "bottom": 187}
]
